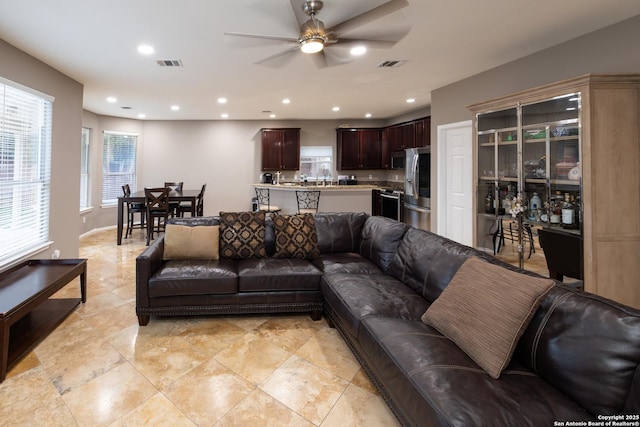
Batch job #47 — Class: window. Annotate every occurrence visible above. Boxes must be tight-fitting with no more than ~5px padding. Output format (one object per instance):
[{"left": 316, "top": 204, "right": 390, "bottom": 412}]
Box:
[
  {"left": 80, "top": 127, "right": 90, "bottom": 210},
  {"left": 101, "top": 131, "right": 137, "bottom": 206},
  {"left": 0, "top": 77, "right": 53, "bottom": 266},
  {"left": 299, "top": 146, "right": 333, "bottom": 181}
]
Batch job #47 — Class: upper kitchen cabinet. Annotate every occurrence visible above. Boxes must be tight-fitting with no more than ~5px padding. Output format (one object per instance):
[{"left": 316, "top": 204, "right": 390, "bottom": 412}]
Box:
[
  {"left": 386, "top": 117, "right": 431, "bottom": 152},
  {"left": 468, "top": 74, "right": 640, "bottom": 309},
  {"left": 261, "top": 128, "right": 300, "bottom": 171},
  {"left": 337, "top": 128, "right": 383, "bottom": 170}
]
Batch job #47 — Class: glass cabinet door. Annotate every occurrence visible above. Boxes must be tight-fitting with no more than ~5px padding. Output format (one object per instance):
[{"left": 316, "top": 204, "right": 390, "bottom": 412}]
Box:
[
  {"left": 522, "top": 94, "right": 581, "bottom": 235},
  {"left": 476, "top": 108, "right": 518, "bottom": 250}
]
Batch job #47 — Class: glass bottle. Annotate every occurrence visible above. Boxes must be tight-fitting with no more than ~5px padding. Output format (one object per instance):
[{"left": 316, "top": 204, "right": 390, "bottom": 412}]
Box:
[
  {"left": 550, "top": 191, "right": 562, "bottom": 224},
  {"left": 485, "top": 186, "right": 494, "bottom": 214}
]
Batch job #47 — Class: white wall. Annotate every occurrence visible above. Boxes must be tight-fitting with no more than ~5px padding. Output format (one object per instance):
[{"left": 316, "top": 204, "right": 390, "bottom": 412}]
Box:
[{"left": 80, "top": 116, "right": 409, "bottom": 230}]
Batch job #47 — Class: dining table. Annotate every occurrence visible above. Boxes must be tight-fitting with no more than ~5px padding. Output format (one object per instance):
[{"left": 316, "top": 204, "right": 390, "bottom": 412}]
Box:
[{"left": 116, "top": 188, "right": 200, "bottom": 245}]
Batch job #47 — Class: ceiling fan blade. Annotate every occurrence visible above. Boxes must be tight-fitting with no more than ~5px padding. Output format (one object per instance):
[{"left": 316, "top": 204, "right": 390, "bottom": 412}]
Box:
[
  {"left": 289, "top": 0, "right": 308, "bottom": 27},
  {"left": 255, "top": 45, "right": 301, "bottom": 66},
  {"left": 224, "top": 32, "right": 298, "bottom": 43},
  {"left": 328, "top": 0, "right": 409, "bottom": 35},
  {"left": 309, "top": 51, "right": 328, "bottom": 69},
  {"left": 337, "top": 37, "right": 398, "bottom": 49}
]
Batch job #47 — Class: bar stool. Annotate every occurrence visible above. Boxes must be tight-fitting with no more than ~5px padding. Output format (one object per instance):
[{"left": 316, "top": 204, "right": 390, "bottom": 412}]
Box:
[
  {"left": 122, "top": 184, "right": 146, "bottom": 238},
  {"left": 255, "top": 188, "right": 281, "bottom": 214},
  {"left": 295, "top": 190, "right": 321, "bottom": 214}
]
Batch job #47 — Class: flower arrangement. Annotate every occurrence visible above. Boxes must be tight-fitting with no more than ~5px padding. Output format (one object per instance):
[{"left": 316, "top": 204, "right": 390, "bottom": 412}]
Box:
[{"left": 509, "top": 194, "right": 525, "bottom": 218}]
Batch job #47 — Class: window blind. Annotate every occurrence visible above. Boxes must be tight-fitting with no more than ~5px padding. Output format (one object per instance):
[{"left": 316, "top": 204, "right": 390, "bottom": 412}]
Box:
[
  {"left": 80, "top": 127, "right": 90, "bottom": 209},
  {"left": 101, "top": 131, "right": 137, "bottom": 206},
  {"left": 0, "top": 80, "right": 53, "bottom": 266}
]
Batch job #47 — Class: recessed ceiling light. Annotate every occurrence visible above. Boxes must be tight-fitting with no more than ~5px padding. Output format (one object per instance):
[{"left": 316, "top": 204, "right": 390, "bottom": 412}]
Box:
[
  {"left": 350, "top": 46, "right": 367, "bottom": 56},
  {"left": 217, "top": 97, "right": 227, "bottom": 104},
  {"left": 270, "top": 114, "right": 276, "bottom": 118},
  {"left": 221, "top": 113, "right": 229, "bottom": 118},
  {"left": 406, "top": 98, "right": 416, "bottom": 103},
  {"left": 106, "top": 97, "right": 117, "bottom": 103},
  {"left": 137, "top": 44, "right": 154, "bottom": 55},
  {"left": 137, "top": 113, "right": 146, "bottom": 119},
  {"left": 171, "top": 105, "right": 180, "bottom": 111},
  {"left": 332, "top": 106, "right": 340, "bottom": 112},
  {"left": 282, "top": 99, "right": 291, "bottom": 104},
  {"left": 365, "top": 113, "right": 372, "bottom": 118}
]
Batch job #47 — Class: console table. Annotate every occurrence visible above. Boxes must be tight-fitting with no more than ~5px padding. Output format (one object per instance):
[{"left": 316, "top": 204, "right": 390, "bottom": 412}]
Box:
[{"left": 0, "top": 259, "right": 87, "bottom": 382}]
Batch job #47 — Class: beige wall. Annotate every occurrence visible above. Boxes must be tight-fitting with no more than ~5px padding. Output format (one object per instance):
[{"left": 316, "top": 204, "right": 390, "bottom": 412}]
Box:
[{"left": 0, "top": 39, "right": 83, "bottom": 260}]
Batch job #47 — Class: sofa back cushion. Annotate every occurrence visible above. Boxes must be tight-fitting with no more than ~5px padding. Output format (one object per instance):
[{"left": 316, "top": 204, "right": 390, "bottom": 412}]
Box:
[
  {"left": 389, "top": 228, "right": 512, "bottom": 302},
  {"left": 359, "top": 216, "right": 408, "bottom": 273},
  {"left": 515, "top": 286, "right": 640, "bottom": 416},
  {"left": 314, "top": 212, "right": 368, "bottom": 254}
]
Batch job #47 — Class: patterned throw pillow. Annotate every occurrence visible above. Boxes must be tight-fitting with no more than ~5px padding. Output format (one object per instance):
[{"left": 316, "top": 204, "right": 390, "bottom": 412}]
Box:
[
  {"left": 272, "top": 214, "right": 320, "bottom": 259},
  {"left": 219, "top": 211, "right": 266, "bottom": 259}
]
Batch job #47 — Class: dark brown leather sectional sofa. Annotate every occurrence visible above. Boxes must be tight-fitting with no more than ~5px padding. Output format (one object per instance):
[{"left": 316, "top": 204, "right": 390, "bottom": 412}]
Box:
[{"left": 136, "top": 212, "right": 640, "bottom": 426}]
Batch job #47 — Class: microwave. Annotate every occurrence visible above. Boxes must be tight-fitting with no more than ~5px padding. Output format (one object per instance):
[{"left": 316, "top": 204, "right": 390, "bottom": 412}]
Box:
[{"left": 391, "top": 151, "right": 405, "bottom": 169}]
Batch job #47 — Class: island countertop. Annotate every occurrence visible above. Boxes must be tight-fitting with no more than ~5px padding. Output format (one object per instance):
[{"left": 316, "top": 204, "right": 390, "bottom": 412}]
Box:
[
  {"left": 252, "top": 183, "right": 383, "bottom": 191},
  {"left": 252, "top": 183, "right": 382, "bottom": 214}
]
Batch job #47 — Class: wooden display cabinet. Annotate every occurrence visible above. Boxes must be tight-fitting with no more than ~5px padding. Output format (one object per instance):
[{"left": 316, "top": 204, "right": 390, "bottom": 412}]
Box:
[{"left": 469, "top": 74, "right": 640, "bottom": 309}]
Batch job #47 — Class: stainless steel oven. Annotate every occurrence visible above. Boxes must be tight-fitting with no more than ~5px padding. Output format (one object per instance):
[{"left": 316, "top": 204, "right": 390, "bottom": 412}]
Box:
[{"left": 380, "top": 190, "right": 402, "bottom": 221}]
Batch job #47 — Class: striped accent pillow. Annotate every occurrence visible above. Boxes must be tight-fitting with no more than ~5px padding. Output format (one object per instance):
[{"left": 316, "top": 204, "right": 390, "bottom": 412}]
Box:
[{"left": 422, "top": 257, "right": 554, "bottom": 379}]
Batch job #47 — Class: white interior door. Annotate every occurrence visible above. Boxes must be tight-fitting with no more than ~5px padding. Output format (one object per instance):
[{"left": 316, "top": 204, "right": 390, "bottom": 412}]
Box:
[{"left": 437, "top": 121, "right": 473, "bottom": 245}]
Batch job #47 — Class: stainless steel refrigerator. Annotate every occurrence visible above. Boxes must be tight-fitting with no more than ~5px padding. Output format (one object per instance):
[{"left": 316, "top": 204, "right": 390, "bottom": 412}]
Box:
[{"left": 404, "top": 147, "right": 431, "bottom": 231}]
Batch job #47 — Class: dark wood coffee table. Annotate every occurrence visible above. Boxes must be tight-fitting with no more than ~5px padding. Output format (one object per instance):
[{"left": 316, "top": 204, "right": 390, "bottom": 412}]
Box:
[{"left": 0, "top": 259, "right": 87, "bottom": 382}]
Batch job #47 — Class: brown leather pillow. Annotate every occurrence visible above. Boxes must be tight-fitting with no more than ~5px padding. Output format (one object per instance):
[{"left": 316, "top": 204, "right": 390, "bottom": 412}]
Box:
[
  {"left": 163, "top": 224, "right": 219, "bottom": 260},
  {"left": 219, "top": 211, "right": 266, "bottom": 259},
  {"left": 272, "top": 213, "right": 320, "bottom": 259},
  {"left": 422, "top": 257, "right": 554, "bottom": 379}
]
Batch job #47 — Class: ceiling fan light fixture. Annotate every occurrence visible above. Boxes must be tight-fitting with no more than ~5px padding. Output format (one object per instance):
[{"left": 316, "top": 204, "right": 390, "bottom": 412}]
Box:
[{"left": 300, "top": 37, "right": 324, "bottom": 54}]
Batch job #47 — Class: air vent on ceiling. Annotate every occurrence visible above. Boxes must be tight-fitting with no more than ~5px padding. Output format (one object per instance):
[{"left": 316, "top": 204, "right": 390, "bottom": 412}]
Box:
[
  {"left": 377, "top": 60, "right": 407, "bottom": 68},
  {"left": 157, "top": 59, "right": 184, "bottom": 67},
  {"left": 121, "top": 106, "right": 133, "bottom": 110}
]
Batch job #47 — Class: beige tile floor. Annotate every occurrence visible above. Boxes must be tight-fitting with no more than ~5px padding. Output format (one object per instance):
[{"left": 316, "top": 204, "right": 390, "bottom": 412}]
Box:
[{"left": 0, "top": 228, "right": 400, "bottom": 427}]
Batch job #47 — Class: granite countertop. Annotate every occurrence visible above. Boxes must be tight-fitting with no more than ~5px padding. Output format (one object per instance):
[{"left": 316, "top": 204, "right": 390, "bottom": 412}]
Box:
[{"left": 253, "top": 183, "right": 383, "bottom": 191}]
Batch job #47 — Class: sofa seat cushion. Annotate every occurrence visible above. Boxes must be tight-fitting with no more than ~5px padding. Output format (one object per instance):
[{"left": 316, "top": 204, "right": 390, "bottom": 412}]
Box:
[
  {"left": 321, "top": 273, "right": 427, "bottom": 338},
  {"left": 238, "top": 258, "right": 322, "bottom": 292},
  {"left": 148, "top": 259, "right": 238, "bottom": 297},
  {"left": 359, "top": 317, "right": 594, "bottom": 426},
  {"left": 312, "top": 253, "right": 383, "bottom": 275}
]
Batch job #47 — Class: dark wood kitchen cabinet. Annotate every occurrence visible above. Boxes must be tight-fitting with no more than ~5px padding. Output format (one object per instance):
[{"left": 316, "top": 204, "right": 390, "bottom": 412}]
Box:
[
  {"left": 387, "top": 117, "right": 431, "bottom": 152},
  {"left": 261, "top": 128, "right": 300, "bottom": 171},
  {"left": 337, "top": 128, "right": 383, "bottom": 170}
]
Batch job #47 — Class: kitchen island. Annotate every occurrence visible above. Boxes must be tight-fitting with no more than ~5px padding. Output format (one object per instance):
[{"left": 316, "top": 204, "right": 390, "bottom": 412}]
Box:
[{"left": 253, "top": 183, "right": 380, "bottom": 214}]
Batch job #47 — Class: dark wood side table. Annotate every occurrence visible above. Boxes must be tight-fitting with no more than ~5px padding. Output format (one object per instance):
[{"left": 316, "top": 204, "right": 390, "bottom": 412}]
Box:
[{"left": 0, "top": 259, "right": 87, "bottom": 382}]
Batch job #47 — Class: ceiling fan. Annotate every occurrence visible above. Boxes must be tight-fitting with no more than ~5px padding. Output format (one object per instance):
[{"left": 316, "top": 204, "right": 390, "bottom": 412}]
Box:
[{"left": 224, "top": 0, "right": 409, "bottom": 68}]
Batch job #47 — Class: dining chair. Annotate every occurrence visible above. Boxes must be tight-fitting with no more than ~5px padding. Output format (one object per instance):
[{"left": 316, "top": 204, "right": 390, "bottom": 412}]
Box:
[
  {"left": 177, "top": 183, "right": 206, "bottom": 217},
  {"left": 295, "top": 190, "right": 321, "bottom": 214},
  {"left": 145, "top": 187, "right": 170, "bottom": 245},
  {"left": 122, "top": 184, "right": 146, "bottom": 238},
  {"left": 498, "top": 217, "right": 535, "bottom": 259},
  {"left": 164, "top": 181, "right": 183, "bottom": 217},
  {"left": 255, "top": 187, "right": 281, "bottom": 214}
]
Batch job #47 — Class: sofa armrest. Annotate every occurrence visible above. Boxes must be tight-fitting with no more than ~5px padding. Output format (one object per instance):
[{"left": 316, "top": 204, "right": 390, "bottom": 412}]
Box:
[{"left": 136, "top": 236, "right": 165, "bottom": 308}]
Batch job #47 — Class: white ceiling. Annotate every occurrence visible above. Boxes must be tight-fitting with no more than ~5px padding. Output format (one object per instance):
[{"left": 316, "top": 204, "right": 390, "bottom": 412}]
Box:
[{"left": 1, "top": 0, "right": 639, "bottom": 121}]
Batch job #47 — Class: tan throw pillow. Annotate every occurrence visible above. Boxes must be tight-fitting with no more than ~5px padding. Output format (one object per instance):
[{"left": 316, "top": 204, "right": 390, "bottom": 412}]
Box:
[
  {"left": 272, "top": 213, "right": 320, "bottom": 259},
  {"left": 421, "top": 257, "right": 554, "bottom": 379},
  {"left": 163, "top": 224, "right": 219, "bottom": 260},
  {"left": 219, "top": 211, "right": 266, "bottom": 259}
]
